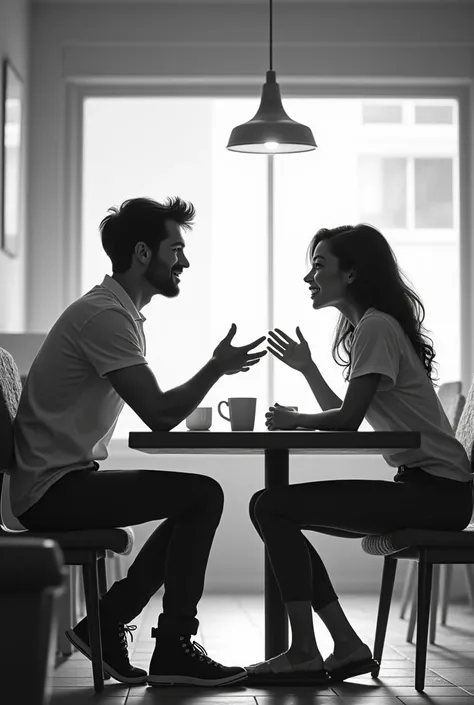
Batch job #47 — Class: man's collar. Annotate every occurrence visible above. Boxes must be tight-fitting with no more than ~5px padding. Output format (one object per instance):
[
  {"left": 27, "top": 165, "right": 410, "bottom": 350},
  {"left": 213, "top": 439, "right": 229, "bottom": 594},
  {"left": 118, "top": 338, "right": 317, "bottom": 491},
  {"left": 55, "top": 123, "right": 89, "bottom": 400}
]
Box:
[{"left": 101, "top": 275, "right": 146, "bottom": 323}]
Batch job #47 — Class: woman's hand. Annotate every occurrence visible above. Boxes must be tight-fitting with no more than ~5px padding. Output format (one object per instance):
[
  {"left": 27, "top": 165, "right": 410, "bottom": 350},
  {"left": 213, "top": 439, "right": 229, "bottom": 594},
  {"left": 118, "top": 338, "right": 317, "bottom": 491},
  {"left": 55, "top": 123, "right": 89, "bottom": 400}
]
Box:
[
  {"left": 267, "top": 327, "right": 313, "bottom": 373},
  {"left": 265, "top": 403, "right": 300, "bottom": 431}
]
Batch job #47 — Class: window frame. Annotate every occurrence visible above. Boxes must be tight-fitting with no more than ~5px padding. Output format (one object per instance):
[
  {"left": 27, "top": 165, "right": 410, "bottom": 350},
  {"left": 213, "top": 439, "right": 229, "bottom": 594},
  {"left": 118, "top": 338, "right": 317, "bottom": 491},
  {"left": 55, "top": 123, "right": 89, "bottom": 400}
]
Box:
[{"left": 63, "top": 80, "right": 473, "bottom": 446}]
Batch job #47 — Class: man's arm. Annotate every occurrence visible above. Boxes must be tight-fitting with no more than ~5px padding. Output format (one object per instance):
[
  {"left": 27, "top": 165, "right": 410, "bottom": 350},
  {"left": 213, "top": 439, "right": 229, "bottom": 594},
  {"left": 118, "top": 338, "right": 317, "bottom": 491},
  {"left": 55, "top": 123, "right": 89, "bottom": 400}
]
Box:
[
  {"left": 107, "top": 359, "right": 222, "bottom": 431},
  {"left": 107, "top": 323, "right": 267, "bottom": 431}
]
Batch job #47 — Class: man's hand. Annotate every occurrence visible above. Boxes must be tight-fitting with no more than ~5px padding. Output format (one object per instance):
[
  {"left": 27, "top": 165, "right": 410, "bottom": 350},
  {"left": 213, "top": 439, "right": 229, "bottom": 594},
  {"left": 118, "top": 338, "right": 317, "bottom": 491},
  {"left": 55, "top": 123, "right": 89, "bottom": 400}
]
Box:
[
  {"left": 213, "top": 323, "right": 267, "bottom": 376},
  {"left": 265, "top": 403, "right": 300, "bottom": 431}
]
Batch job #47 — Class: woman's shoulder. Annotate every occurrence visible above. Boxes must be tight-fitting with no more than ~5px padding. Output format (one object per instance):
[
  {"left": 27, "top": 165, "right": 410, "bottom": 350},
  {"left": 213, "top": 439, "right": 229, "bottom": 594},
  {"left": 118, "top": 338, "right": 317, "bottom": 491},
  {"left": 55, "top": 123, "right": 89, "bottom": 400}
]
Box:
[{"left": 356, "top": 307, "right": 403, "bottom": 338}]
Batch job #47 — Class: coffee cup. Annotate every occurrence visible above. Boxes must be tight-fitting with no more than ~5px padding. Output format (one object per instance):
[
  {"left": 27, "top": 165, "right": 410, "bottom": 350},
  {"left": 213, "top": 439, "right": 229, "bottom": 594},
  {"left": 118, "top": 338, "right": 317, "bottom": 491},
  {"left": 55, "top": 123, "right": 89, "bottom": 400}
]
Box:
[
  {"left": 218, "top": 397, "right": 257, "bottom": 431},
  {"left": 186, "top": 407, "right": 212, "bottom": 431}
]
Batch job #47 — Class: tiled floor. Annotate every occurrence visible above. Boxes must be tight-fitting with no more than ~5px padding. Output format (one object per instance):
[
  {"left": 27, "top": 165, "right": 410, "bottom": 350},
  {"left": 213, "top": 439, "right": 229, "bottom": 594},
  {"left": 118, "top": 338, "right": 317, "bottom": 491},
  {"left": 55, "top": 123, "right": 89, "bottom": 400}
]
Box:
[{"left": 51, "top": 593, "right": 474, "bottom": 704}]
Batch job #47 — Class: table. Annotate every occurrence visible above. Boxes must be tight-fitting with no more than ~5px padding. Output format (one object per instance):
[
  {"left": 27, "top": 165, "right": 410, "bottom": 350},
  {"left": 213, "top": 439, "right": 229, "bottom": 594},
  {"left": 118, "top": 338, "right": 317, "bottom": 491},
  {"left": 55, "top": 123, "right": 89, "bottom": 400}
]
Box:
[{"left": 129, "top": 430, "right": 420, "bottom": 659}]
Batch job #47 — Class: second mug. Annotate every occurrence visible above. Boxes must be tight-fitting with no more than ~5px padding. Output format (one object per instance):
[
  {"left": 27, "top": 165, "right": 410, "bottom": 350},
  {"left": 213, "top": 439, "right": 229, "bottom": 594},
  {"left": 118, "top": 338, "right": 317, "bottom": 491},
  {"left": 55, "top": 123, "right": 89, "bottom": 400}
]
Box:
[{"left": 218, "top": 397, "right": 257, "bottom": 431}]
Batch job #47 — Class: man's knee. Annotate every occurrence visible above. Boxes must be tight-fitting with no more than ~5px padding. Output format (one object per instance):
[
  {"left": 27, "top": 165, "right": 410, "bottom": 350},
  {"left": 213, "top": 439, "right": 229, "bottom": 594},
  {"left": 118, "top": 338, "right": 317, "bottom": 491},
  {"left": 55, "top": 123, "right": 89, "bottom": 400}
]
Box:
[{"left": 193, "top": 474, "right": 224, "bottom": 509}]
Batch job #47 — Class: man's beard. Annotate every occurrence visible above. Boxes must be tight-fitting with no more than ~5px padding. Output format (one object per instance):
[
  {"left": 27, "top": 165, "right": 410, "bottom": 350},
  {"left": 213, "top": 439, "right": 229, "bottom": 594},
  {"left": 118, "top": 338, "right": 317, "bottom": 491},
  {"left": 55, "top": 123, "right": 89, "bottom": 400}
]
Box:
[{"left": 145, "top": 258, "right": 180, "bottom": 298}]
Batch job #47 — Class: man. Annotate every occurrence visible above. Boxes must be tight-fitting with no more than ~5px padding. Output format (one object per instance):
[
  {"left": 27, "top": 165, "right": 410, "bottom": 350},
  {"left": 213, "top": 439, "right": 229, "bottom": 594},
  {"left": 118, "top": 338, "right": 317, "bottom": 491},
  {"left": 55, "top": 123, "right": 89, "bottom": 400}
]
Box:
[{"left": 12, "top": 197, "right": 267, "bottom": 687}]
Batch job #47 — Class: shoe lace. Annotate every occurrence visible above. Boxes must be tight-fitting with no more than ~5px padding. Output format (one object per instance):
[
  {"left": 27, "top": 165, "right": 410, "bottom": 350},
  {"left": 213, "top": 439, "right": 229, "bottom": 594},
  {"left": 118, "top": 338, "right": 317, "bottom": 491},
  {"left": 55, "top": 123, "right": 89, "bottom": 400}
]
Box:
[
  {"left": 181, "top": 637, "right": 218, "bottom": 666},
  {"left": 117, "top": 623, "right": 137, "bottom": 653}
]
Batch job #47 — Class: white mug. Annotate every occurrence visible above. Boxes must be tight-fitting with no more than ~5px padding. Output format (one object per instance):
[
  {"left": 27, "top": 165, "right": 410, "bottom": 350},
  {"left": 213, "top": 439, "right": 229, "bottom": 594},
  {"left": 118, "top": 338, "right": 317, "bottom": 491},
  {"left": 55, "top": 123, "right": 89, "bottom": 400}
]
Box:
[
  {"left": 186, "top": 407, "right": 212, "bottom": 431},
  {"left": 218, "top": 397, "right": 257, "bottom": 431}
]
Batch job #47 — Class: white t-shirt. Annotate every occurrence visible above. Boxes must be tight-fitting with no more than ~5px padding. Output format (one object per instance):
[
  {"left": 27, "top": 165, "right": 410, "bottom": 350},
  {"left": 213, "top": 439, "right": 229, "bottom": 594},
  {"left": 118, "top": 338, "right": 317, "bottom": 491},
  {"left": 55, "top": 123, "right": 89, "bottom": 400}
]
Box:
[
  {"left": 10, "top": 275, "right": 147, "bottom": 517},
  {"left": 349, "top": 307, "right": 472, "bottom": 482}
]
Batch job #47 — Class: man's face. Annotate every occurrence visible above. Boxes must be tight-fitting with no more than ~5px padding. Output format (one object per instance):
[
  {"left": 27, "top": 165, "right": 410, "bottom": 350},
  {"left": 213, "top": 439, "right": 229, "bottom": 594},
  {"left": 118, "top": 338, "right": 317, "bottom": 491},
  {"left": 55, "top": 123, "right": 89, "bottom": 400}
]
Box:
[{"left": 144, "top": 220, "right": 189, "bottom": 298}]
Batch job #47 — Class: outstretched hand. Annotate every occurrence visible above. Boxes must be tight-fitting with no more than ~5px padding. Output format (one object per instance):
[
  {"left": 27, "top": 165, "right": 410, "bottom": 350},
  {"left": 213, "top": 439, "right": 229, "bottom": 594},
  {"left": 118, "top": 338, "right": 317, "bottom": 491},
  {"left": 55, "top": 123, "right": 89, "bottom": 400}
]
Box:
[
  {"left": 267, "top": 327, "right": 313, "bottom": 373},
  {"left": 265, "top": 403, "right": 300, "bottom": 431},
  {"left": 213, "top": 323, "right": 267, "bottom": 376}
]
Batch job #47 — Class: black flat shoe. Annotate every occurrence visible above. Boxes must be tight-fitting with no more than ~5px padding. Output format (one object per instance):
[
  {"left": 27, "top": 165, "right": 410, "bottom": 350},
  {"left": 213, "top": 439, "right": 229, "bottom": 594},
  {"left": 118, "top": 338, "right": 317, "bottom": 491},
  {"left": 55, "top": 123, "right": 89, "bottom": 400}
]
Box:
[
  {"left": 245, "top": 668, "right": 331, "bottom": 686},
  {"left": 327, "top": 657, "right": 379, "bottom": 682}
]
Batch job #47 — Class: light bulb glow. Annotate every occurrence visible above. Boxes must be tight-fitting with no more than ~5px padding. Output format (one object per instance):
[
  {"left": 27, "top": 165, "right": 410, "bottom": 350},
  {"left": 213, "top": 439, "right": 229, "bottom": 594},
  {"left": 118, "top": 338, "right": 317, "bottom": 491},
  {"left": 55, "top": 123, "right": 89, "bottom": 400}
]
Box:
[{"left": 264, "top": 141, "right": 279, "bottom": 150}]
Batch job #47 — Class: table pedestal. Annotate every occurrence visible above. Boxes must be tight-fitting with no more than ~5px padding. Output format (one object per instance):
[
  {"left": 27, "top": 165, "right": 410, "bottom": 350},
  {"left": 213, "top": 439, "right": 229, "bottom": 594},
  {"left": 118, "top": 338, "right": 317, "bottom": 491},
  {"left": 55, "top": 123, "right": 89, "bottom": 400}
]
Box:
[{"left": 264, "top": 448, "right": 289, "bottom": 659}]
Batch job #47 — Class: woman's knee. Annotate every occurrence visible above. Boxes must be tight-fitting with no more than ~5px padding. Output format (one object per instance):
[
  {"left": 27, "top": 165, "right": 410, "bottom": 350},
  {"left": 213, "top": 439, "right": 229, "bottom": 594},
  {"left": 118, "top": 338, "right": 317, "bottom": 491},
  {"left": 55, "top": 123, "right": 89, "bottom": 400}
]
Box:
[
  {"left": 253, "top": 487, "right": 285, "bottom": 520},
  {"left": 249, "top": 488, "right": 266, "bottom": 523}
]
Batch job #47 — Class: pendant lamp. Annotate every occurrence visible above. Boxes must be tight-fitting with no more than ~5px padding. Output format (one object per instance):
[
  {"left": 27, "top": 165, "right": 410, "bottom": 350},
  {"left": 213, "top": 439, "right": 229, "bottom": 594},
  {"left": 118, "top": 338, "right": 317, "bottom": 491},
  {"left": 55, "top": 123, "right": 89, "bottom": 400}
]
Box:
[{"left": 226, "top": 0, "right": 317, "bottom": 154}]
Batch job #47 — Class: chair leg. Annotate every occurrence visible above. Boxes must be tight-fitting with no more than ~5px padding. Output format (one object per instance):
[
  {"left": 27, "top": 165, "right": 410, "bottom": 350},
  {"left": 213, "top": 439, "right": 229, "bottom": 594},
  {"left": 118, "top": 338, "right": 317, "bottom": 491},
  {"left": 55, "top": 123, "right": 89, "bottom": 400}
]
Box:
[
  {"left": 429, "top": 564, "right": 440, "bottom": 645},
  {"left": 372, "top": 556, "right": 397, "bottom": 677},
  {"left": 400, "top": 562, "right": 416, "bottom": 619},
  {"left": 440, "top": 564, "right": 453, "bottom": 625},
  {"left": 76, "top": 565, "right": 86, "bottom": 620},
  {"left": 57, "top": 566, "right": 74, "bottom": 655},
  {"left": 464, "top": 565, "right": 474, "bottom": 611},
  {"left": 415, "top": 555, "right": 433, "bottom": 692},
  {"left": 407, "top": 587, "right": 416, "bottom": 643},
  {"left": 82, "top": 558, "right": 104, "bottom": 692},
  {"left": 98, "top": 555, "right": 108, "bottom": 597}
]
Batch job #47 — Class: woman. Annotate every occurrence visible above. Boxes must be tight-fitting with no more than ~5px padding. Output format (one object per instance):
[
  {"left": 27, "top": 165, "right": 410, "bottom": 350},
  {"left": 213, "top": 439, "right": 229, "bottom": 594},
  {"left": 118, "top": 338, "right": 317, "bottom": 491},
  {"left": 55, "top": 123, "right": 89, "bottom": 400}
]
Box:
[{"left": 247, "top": 223, "right": 473, "bottom": 684}]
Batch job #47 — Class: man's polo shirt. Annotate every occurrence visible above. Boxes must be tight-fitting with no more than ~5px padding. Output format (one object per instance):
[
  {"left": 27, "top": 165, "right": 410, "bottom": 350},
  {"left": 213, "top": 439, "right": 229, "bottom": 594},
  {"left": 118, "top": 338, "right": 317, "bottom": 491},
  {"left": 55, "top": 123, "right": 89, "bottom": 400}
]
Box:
[{"left": 10, "top": 275, "right": 147, "bottom": 517}]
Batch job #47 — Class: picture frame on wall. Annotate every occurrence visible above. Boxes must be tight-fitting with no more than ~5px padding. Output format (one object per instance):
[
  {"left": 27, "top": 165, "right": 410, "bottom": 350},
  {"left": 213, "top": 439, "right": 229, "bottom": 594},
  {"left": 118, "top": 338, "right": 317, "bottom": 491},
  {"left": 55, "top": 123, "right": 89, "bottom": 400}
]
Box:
[{"left": 1, "top": 59, "right": 24, "bottom": 258}]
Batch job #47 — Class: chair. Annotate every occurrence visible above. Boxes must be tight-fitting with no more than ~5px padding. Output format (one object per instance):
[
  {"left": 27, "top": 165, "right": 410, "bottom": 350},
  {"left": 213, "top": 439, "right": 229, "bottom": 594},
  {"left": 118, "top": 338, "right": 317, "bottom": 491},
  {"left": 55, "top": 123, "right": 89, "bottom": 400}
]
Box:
[
  {"left": 399, "top": 386, "right": 469, "bottom": 642},
  {"left": 0, "top": 347, "right": 134, "bottom": 692},
  {"left": 362, "top": 379, "right": 474, "bottom": 692}
]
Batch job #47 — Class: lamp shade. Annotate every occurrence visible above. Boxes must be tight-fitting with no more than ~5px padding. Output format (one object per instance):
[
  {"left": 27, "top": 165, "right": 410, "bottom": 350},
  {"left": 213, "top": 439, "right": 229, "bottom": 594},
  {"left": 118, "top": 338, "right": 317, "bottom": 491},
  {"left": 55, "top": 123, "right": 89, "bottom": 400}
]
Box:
[{"left": 226, "top": 71, "right": 317, "bottom": 154}]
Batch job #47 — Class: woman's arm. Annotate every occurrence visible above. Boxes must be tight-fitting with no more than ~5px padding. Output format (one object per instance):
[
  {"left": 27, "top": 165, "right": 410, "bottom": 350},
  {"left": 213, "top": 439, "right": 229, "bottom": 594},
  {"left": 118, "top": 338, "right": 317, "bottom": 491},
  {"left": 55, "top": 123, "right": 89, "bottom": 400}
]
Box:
[
  {"left": 296, "top": 373, "right": 381, "bottom": 430},
  {"left": 302, "top": 360, "right": 343, "bottom": 411},
  {"left": 266, "top": 327, "right": 343, "bottom": 410}
]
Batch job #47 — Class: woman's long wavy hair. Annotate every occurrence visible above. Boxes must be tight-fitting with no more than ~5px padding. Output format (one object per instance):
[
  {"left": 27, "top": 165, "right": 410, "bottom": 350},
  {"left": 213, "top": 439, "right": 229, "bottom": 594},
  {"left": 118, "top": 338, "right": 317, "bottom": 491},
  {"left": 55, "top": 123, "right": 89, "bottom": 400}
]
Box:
[{"left": 307, "top": 224, "right": 438, "bottom": 383}]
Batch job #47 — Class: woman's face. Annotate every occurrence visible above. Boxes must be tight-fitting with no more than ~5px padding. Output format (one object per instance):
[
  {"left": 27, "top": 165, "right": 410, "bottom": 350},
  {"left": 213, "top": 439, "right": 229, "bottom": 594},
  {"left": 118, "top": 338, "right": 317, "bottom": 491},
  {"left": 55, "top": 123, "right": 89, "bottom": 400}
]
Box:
[{"left": 303, "top": 239, "right": 355, "bottom": 310}]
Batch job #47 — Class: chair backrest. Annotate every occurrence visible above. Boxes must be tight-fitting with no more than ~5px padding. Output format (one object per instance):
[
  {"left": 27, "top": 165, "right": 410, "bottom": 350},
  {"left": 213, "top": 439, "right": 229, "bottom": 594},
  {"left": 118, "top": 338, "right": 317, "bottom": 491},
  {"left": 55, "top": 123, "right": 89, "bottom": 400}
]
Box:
[
  {"left": 0, "top": 347, "right": 22, "bottom": 474},
  {"left": 0, "top": 348, "right": 25, "bottom": 532},
  {"left": 438, "top": 380, "right": 462, "bottom": 408},
  {"left": 455, "top": 379, "right": 474, "bottom": 470},
  {"left": 438, "top": 381, "right": 464, "bottom": 432},
  {"left": 450, "top": 394, "right": 466, "bottom": 433}
]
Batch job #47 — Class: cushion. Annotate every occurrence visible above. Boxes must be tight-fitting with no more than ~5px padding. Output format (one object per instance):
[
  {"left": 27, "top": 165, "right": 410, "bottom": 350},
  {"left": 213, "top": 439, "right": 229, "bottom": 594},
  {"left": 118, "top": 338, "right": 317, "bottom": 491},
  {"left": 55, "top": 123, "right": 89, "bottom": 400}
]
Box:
[
  {"left": 0, "top": 349, "right": 22, "bottom": 473},
  {"left": 361, "top": 523, "right": 474, "bottom": 556},
  {"left": 0, "top": 525, "right": 134, "bottom": 556}
]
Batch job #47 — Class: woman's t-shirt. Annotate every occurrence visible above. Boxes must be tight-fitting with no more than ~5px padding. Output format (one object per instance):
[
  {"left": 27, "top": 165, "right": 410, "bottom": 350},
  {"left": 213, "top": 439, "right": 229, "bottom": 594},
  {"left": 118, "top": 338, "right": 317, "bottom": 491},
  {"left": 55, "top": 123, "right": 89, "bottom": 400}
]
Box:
[{"left": 348, "top": 307, "right": 472, "bottom": 482}]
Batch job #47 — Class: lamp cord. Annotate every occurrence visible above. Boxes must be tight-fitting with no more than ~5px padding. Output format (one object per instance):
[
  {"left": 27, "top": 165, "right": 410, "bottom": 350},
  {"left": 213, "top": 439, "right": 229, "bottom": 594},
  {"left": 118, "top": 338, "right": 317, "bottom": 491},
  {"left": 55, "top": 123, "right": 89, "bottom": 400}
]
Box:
[{"left": 269, "top": 0, "right": 273, "bottom": 70}]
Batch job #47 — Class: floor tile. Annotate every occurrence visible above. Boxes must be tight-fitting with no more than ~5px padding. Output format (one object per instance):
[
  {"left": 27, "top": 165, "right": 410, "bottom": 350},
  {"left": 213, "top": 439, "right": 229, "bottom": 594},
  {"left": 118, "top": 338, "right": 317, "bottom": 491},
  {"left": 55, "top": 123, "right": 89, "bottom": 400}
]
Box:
[
  {"left": 49, "top": 687, "right": 128, "bottom": 703},
  {"left": 126, "top": 688, "right": 255, "bottom": 703},
  {"left": 398, "top": 698, "right": 474, "bottom": 704},
  {"left": 331, "top": 682, "right": 470, "bottom": 697},
  {"left": 253, "top": 696, "right": 342, "bottom": 704}
]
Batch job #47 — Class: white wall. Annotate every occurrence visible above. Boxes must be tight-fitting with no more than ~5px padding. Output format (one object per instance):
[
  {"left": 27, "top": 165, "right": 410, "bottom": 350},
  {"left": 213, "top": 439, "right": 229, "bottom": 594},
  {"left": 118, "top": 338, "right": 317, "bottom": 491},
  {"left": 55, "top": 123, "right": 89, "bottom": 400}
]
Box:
[
  {"left": 0, "top": 0, "right": 29, "bottom": 331},
  {"left": 23, "top": 1, "right": 474, "bottom": 596}
]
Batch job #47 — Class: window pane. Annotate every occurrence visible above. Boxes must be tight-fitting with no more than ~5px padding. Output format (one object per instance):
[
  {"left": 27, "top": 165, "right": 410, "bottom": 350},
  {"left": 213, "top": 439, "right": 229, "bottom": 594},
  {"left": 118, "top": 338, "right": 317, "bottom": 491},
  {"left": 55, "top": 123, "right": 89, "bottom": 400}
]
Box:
[
  {"left": 415, "top": 158, "right": 453, "bottom": 228},
  {"left": 82, "top": 98, "right": 269, "bottom": 438},
  {"left": 358, "top": 156, "right": 407, "bottom": 228},
  {"left": 415, "top": 105, "right": 453, "bottom": 124},
  {"left": 273, "top": 98, "right": 459, "bottom": 422},
  {"left": 362, "top": 104, "right": 402, "bottom": 124}
]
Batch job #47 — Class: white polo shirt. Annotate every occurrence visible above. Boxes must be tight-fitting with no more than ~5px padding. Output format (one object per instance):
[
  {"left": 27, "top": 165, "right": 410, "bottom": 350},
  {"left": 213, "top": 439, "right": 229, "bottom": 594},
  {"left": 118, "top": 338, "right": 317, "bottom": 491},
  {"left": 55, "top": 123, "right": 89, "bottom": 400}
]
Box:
[
  {"left": 10, "top": 275, "right": 147, "bottom": 517},
  {"left": 349, "top": 307, "right": 472, "bottom": 482}
]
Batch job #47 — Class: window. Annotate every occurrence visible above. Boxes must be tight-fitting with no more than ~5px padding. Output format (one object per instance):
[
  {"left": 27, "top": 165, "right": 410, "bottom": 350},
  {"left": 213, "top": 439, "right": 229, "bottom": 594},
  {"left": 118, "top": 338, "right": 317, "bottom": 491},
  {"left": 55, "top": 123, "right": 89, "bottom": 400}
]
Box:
[
  {"left": 415, "top": 158, "right": 453, "bottom": 228},
  {"left": 358, "top": 157, "right": 407, "bottom": 228},
  {"left": 82, "top": 97, "right": 460, "bottom": 437},
  {"left": 415, "top": 105, "right": 453, "bottom": 125},
  {"left": 362, "top": 104, "right": 403, "bottom": 124}
]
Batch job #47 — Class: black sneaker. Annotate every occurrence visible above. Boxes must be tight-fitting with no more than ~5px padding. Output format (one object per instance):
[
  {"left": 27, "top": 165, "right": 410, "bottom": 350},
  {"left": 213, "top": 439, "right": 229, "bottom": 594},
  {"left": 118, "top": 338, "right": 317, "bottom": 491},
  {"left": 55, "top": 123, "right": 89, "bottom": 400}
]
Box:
[
  {"left": 147, "top": 629, "right": 247, "bottom": 687},
  {"left": 65, "top": 616, "right": 147, "bottom": 684}
]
